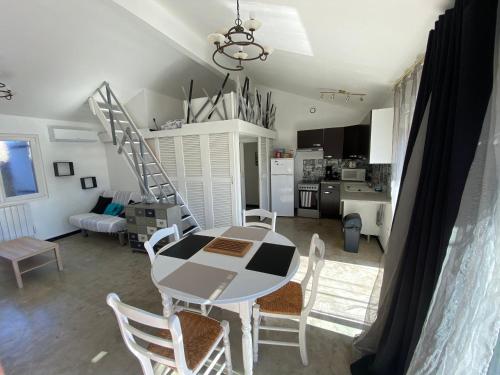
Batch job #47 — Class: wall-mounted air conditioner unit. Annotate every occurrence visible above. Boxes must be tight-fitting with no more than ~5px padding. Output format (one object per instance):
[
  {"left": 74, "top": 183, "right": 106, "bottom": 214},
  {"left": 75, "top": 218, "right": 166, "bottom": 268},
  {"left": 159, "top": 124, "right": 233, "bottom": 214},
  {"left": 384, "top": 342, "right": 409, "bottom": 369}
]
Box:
[{"left": 48, "top": 126, "right": 99, "bottom": 143}]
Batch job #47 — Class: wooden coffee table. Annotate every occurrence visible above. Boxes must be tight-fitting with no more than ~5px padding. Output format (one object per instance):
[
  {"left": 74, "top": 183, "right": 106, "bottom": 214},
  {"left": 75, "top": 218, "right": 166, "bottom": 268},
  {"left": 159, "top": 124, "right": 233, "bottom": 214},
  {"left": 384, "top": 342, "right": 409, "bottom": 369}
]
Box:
[{"left": 0, "top": 237, "right": 63, "bottom": 288}]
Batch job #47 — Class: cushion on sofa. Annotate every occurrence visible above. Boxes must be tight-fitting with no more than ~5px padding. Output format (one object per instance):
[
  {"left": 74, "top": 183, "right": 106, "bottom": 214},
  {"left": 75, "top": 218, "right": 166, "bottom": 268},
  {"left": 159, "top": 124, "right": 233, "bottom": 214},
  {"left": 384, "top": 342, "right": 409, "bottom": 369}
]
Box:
[
  {"left": 103, "top": 203, "right": 124, "bottom": 216},
  {"left": 91, "top": 196, "right": 113, "bottom": 214}
]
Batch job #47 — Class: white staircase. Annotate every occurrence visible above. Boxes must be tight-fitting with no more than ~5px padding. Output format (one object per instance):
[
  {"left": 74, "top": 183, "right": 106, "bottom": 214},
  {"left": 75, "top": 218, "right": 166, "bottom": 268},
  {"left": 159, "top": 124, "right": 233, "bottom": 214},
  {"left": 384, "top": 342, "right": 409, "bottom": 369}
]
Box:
[{"left": 88, "top": 82, "right": 200, "bottom": 236}]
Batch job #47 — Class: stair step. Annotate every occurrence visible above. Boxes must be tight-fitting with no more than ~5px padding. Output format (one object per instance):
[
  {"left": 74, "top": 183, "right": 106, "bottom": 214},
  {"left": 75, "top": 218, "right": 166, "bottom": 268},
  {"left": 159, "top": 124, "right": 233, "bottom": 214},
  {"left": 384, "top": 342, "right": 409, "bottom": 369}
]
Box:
[
  {"left": 127, "top": 151, "right": 150, "bottom": 156},
  {"left": 181, "top": 214, "right": 191, "bottom": 221},
  {"left": 98, "top": 103, "right": 122, "bottom": 112},
  {"left": 147, "top": 177, "right": 169, "bottom": 187},
  {"left": 105, "top": 117, "right": 128, "bottom": 123},
  {"left": 104, "top": 113, "right": 128, "bottom": 121},
  {"left": 183, "top": 226, "right": 198, "bottom": 236}
]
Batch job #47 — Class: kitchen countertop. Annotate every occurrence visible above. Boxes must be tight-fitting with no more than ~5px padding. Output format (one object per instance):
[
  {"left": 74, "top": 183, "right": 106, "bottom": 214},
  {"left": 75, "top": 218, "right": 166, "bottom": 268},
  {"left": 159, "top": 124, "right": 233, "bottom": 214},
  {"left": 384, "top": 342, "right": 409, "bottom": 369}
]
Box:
[{"left": 340, "top": 182, "right": 391, "bottom": 203}]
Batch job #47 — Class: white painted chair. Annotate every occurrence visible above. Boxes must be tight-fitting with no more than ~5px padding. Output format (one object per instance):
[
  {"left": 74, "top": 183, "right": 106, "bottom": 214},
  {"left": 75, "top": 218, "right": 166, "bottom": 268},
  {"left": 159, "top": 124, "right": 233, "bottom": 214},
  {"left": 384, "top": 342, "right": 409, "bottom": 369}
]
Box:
[
  {"left": 107, "top": 293, "right": 232, "bottom": 375},
  {"left": 144, "top": 225, "right": 210, "bottom": 317},
  {"left": 252, "top": 233, "right": 325, "bottom": 366},
  {"left": 144, "top": 225, "right": 180, "bottom": 264},
  {"left": 242, "top": 209, "right": 277, "bottom": 232}
]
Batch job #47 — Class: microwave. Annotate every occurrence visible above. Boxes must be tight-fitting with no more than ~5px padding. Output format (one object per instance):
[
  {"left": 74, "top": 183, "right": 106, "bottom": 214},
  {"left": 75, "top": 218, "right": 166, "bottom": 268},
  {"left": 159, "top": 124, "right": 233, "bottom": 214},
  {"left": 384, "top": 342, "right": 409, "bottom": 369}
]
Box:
[{"left": 341, "top": 168, "right": 366, "bottom": 181}]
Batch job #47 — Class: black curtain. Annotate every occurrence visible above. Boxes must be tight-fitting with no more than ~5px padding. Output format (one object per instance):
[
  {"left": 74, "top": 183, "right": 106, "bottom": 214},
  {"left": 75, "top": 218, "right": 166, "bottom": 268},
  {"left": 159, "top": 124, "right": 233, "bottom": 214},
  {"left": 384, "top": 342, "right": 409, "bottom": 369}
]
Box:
[{"left": 351, "top": 0, "right": 498, "bottom": 374}]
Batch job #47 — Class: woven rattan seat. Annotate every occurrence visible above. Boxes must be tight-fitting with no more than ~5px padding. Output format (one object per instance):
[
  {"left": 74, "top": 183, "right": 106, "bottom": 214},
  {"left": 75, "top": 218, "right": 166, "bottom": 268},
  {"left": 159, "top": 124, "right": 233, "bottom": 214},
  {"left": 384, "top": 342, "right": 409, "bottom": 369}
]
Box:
[
  {"left": 256, "top": 281, "right": 303, "bottom": 315},
  {"left": 148, "top": 311, "right": 222, "bottom": 370}
]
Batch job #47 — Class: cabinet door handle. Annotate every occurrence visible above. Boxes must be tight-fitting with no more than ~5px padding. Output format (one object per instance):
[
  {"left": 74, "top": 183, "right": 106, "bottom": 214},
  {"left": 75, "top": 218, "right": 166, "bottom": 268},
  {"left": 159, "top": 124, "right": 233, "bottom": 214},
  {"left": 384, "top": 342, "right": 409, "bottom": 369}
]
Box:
[{"left": 324, "top": 191, "right": 331, "bottom": 195}]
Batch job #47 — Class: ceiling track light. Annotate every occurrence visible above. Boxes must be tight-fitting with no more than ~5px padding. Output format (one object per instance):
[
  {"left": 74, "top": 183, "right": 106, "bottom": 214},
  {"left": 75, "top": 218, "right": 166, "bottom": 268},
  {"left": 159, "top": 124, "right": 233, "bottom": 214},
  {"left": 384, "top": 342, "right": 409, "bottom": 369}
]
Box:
[
  {"left": 319, "top": 89, "right": 366, "bottom": 103},
  {"left": 0, "top": 82, "right": 13, "bottom": 100},
  {"left": 207, "top": 0, "right": 272, "bottom": 71}
]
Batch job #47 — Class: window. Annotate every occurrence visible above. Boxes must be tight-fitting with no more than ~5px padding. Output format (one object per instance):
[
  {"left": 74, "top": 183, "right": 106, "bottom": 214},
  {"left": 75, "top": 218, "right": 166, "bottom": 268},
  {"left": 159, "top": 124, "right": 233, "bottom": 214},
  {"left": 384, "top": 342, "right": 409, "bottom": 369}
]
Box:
[{"left": 0, "top": 135, "right": 47, "bottom": 203}]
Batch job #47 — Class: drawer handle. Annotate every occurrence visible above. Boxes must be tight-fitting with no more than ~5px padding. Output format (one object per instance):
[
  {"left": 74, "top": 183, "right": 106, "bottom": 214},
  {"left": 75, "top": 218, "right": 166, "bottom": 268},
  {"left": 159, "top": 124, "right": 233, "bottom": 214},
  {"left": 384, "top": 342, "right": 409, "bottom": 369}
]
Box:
[
  {"left": 324, "top": 191, "right": 331, "bottom": 195},
  {"left": 313, "top": 143, "right": 321, "bottom": 147}
]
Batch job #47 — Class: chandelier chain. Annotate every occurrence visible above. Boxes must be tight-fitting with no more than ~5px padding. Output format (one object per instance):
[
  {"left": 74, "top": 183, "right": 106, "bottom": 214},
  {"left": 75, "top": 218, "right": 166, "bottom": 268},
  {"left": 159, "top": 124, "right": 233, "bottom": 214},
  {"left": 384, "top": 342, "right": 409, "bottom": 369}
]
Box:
[{"left": 235, "top": 0, "right": 242, "bottom": 26}]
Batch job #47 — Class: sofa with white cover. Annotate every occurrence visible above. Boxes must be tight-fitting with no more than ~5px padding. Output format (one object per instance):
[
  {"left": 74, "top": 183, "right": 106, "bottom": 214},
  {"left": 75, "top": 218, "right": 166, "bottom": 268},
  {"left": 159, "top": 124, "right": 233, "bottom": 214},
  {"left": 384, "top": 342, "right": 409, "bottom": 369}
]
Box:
[{"left": 69, "top": 190, "right": 142, "bottom": 244}]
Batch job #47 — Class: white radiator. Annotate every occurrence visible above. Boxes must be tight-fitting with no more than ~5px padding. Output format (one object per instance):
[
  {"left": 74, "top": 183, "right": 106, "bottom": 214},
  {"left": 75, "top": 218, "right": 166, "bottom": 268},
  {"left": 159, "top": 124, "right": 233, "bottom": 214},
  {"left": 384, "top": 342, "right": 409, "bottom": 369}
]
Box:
[{"left": 0, "top": 203, "right": 35, "bottom": 241}]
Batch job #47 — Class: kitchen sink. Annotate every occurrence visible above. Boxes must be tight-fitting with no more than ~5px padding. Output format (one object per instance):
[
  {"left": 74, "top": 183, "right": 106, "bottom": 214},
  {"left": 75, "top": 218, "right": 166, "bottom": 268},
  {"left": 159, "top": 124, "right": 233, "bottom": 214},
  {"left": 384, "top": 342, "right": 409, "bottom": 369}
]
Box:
[{"left": 344, "top": 183, "right": 374, "bottom": 193}]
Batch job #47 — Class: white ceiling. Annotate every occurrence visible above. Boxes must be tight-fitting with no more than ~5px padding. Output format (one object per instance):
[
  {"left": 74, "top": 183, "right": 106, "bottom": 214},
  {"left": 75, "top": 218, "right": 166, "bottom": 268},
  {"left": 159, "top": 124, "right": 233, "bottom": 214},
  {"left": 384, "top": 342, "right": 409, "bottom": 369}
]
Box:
[
  {"left": 0, "top": 0, "right": 222, "bottom": 122},
  {"left": 157, "top": 0, "right": 453, "bottom": 110},
  {"left": 0, "top": 0, "right": 453, "bottom": 123}
]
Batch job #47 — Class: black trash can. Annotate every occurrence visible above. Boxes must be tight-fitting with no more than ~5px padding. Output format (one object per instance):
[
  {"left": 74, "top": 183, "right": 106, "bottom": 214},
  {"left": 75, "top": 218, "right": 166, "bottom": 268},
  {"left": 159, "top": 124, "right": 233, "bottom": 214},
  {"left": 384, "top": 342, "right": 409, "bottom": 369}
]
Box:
[{"left": 342, "top": 213, "right": 362, "bottom": 253}]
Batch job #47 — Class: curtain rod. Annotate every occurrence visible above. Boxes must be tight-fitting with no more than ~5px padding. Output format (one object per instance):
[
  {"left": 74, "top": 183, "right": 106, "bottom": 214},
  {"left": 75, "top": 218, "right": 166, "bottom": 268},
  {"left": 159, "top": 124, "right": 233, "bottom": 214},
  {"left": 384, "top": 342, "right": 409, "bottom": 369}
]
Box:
[{"left": 393, "top": 54, "right": 425, "bottom": 88}]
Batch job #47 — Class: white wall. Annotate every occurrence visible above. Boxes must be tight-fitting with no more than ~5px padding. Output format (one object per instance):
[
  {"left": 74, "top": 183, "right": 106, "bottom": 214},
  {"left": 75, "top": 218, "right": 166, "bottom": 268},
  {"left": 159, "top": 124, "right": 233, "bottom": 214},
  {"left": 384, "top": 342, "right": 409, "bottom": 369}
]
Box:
[
  {"left": 255, "top": 85, "right": 368, "bottom": 150},
  {"left": 104, "top": 142, "right": 138, "bottom": 192},
  {"left": 125, "top": 89, "right": 183, "bottom": 129},
  {"left": 145, "top": 89, "right": 184, "bottom": 127},
  {"left": 125, "top": 89, "right": 148, "bottom": 128},
  {"left": 0, "top": 114, "right": 111, "bottom": 239},
  {"left": 243, "top": 142, "right": 259, "bottom": 206}
]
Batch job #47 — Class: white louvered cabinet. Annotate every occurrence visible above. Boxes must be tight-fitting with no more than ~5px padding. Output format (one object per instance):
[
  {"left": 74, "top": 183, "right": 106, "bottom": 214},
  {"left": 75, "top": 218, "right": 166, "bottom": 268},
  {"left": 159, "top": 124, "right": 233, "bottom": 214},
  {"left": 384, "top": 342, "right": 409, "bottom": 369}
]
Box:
[{"left": 151, "top": 120, "right": 275, "bottom": 230}]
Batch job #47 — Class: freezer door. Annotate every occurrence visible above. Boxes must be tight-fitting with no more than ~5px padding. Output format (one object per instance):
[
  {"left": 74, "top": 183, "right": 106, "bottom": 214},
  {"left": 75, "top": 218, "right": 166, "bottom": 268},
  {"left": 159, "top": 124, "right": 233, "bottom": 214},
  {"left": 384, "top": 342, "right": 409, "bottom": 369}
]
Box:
[
  {"left": 271, "top": 174, "right": 294, "bottom": 216},
  {"left": 271, "top": 158, "right": 294, "bottom": 175}
]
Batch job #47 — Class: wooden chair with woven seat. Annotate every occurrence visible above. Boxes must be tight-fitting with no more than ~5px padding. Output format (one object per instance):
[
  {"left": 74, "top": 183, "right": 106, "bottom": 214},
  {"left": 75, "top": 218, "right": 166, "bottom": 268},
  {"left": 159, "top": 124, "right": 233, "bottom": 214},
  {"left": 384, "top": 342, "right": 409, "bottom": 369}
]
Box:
[
  {"left": 107, "top": 293, "right": 232, "bottom": 375},
  {"left": 144, "top": 225, "right": 210, "bottom": 317},
  {"left": 252, "top": 233, "right": 325, "bottom": 366},
  {"left": 242, "top": 209, "right": 277, "bottom": 232}
]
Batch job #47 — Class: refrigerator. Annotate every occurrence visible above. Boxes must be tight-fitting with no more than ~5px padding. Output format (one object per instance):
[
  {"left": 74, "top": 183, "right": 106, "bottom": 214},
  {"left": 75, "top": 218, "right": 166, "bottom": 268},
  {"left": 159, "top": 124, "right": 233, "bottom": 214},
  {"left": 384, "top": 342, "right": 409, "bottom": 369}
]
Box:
[{"left": 271, "top": 158, "right": 294, "bottom": 216}]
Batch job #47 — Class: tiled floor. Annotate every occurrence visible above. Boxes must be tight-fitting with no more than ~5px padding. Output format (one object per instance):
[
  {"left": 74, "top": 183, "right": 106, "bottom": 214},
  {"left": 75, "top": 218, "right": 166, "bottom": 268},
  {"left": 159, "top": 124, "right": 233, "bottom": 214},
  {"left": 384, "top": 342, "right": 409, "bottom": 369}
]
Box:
[{"left": 0, "top": 217, "right": 383, "bottom": 375}]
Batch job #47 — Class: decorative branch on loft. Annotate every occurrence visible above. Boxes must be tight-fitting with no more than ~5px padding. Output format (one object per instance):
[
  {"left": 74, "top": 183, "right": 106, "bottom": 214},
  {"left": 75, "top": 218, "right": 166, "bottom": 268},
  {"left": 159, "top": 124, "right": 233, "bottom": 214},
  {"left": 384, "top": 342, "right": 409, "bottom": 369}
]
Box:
[{"left": 180, "top": 75, "right": 276, "bottom": 130}]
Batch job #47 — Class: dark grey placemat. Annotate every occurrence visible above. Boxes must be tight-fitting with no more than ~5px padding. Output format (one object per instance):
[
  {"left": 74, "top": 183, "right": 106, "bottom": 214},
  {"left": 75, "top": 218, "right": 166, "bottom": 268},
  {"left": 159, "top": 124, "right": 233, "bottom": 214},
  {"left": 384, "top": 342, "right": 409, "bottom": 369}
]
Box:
[
  {"left": 245, "top": 242, "right": 296, "bottom": 277},
  {"left": 158, "top": 235, "right": 215, "bottom": 260}
]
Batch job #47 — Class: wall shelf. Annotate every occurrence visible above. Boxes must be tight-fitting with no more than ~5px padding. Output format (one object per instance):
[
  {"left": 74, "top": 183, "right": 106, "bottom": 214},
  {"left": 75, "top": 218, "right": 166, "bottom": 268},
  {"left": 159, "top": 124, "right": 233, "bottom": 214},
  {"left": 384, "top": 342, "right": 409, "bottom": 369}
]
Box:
[
  {"left": 80, "top": 177, "right": 97, "bottom": 189},
  {"left": 53, "top": 162, "right": 74, "bottom": 177}
]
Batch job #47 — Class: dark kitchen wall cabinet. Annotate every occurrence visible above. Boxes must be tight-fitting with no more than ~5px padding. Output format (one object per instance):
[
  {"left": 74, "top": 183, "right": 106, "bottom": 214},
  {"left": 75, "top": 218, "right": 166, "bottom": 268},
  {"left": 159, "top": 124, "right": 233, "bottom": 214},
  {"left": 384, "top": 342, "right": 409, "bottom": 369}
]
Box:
[
  {"left": 297, "top": 129, "right": 324, "bottom": 149},
  {"left": 323, "top": 127, "right": 344, "bottom": 159},
  {"left": 342, "top": 125, "right": 371, "bottom": 159}
]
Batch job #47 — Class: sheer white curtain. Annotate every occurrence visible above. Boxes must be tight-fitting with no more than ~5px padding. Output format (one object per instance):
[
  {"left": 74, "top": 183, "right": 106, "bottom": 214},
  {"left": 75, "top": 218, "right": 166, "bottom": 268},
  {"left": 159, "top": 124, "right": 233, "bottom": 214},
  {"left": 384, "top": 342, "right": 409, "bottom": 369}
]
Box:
[
  {"left": 407, "top": 10, "right": 500, "bottom": 374},
  {"left": 391, "top": 65, "right": 423, "bottom": 208}
]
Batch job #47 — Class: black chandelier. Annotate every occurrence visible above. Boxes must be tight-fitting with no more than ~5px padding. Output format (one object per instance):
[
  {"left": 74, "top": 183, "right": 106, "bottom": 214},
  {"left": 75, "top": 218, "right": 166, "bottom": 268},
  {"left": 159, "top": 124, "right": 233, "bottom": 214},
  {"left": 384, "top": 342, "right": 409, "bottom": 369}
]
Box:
[
  {"left": 0, "top": 82, "right": 12, "bottom": 100},
  {"left": 207, "top": 0, "right": 273, "bottom": 71}
]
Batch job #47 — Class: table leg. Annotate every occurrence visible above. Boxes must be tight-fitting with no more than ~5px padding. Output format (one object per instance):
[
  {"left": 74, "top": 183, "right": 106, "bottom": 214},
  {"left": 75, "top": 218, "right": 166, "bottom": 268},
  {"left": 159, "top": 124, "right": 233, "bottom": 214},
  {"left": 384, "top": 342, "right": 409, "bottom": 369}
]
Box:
[
  {"left": 161, "top": 292, "right": 174, "bottom": 317},
  {"left": 12, "top": 261, "right": 23, "bottom": 288},
  {"left": 54, "top": 244, "right": 63, "bottom": 271},
  {"left": 239, "top": 301, "right": 253, "bottom": 375}
]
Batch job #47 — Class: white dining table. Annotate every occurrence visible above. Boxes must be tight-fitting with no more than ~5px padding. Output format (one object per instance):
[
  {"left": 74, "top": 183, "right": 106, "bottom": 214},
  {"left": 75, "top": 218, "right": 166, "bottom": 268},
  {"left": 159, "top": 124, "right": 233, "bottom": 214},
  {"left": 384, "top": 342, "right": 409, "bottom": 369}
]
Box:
[{"left": 151, "top": 226, "right": 300, "bottom": 375}]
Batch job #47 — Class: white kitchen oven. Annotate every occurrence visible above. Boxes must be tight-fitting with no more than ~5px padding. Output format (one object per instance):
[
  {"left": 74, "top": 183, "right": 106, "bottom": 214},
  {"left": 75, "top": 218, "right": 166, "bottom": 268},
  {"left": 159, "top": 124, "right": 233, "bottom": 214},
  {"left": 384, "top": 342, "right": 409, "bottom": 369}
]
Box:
[{"left": 341, "top": 168, "right": 366, "bottom": 181}]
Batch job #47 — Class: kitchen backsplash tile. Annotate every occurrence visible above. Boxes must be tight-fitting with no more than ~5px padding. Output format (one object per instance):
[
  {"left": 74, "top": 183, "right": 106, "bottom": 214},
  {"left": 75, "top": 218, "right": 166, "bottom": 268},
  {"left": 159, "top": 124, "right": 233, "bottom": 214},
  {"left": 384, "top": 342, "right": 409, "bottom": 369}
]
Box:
[{"left": 302, "top": 158, "right": 391, "bottom": 192}]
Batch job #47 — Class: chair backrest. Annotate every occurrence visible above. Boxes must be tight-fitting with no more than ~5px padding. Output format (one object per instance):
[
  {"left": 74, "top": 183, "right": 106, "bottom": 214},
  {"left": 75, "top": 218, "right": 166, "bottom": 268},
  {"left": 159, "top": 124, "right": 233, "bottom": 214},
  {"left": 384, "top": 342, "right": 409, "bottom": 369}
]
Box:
[
  {"left": 144, "top": 225, "right": 180, "bottom": 264},
  {"left": 242, "top": 209, "right": 277, "bottom": 232},
  {"left": 301, "top": 234, "right": 325, "bottom": 316},
  {"left": 107, "top": 293, "right": 189, "bottom": 375}
]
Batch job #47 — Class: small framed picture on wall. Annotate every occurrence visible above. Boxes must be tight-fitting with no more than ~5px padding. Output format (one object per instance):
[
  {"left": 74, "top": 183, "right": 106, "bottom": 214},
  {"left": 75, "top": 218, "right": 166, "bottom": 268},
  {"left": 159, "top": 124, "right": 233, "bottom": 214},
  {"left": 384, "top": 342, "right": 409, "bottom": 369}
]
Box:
[
  {"left": 53, "top": 161, "right": 74, "bottom": 177},
  {"left": 80, "top": 176, "right": 97, "bottom": 189}
]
